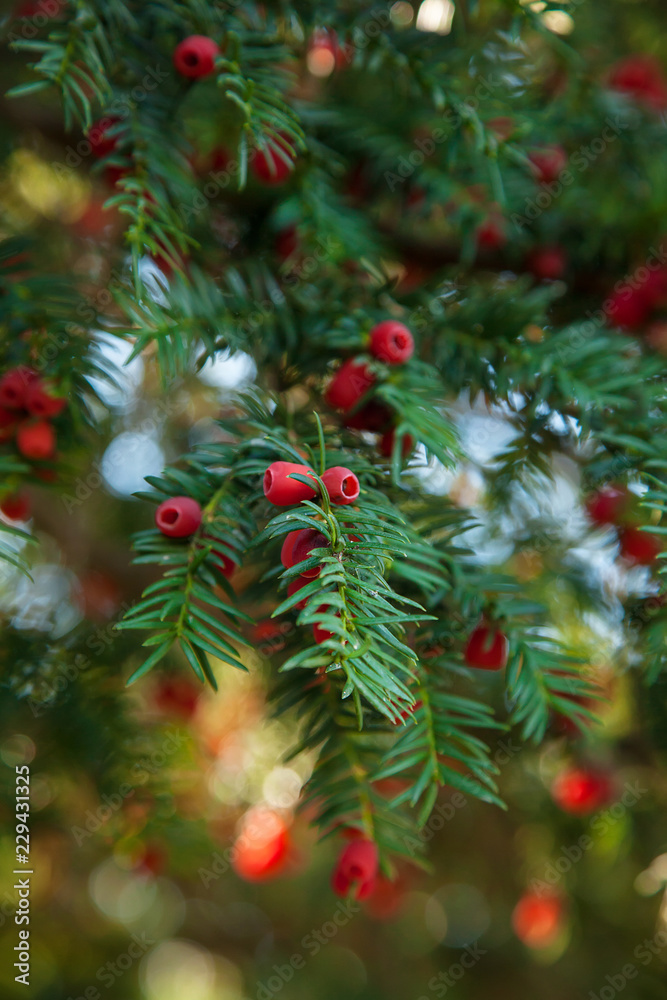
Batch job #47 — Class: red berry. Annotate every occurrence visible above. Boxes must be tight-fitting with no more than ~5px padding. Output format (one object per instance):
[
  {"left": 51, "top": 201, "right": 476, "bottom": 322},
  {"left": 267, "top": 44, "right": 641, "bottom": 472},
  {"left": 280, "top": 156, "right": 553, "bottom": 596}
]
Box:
[
  {"left": 512, "top": 892, "right": 563, "bottom": 949},
  {"left": 281, "top": 529, "right": 303, "bottom": 568},
  {"left": 232, "top": 808, "right": 290, "bottom": 882},
  {"left": 332, "top": 838, "right": 379, "bottom": 899},
  {"left": 275, "top": 226, "right": 299, "bottom": 261},
  {"left": 211, "top": 547, "right": 235, "bottom": 577},
  {"left": 321, "top": 466, "right": 360, "bottom": 505},
  {"left": 604, "top": 287, "right": 650, "bottom": 330},
  {"left": 344, "top": 401, "right": 393, "bottom": 432},
  {"left": 369, "top": 321, "right": 414, "bottom": 365},
  {"left": 287, "top": 577, "right": 310, "bottom": 610},
  {"left": 526, "top": 245, "right": 567, "bottom": 281},
  {"left": 609, "top": 56, "right": 667, "bottom": 111},
  {"left": 24, "top": 378, "right": 67, "bottom": 418},
  {"left": 154, "top": 676, "right": 201, "bottom": 719},
  {"left": 586, "top": 486, "right": 629, "bottom": 525},
  {"left": 464, "top": 626, "right": 509, "bottom": 671},
  {"left": 379, "top": 429, "right": 414, "bottom": 459},
  {"left": 263, "top": 461, "right": 317, "bottom": 506},
  {"left": 313, "top": 607, "right": 337, "bottom": 644},
  {"left": 325, "top": 359, "right": 376, "bottom": 412},
  {"left": 88, "top": 117, "right": 121, "bottom": 158},
  {"left": 155, "top": 496, "right": 202, "bottom": 538},
  {"left": 529, "top": 145, "right": 567, "bottom": 184},
  {"left": 0, "top": 492, "right": 30, "bottom": 521},
  {"left": 173, "top": 35, "right": 219, "bottom": 78},
  {"left": 619, "top": 525, "right": 662, "bottom": 566},
  {"left": 551, "top": 767, "right": 612, "bottom": 815},
  {"left": 16, "top": 420, "right": 56, "bottom": 460},
  {"left": 251, "top": 134, "right": 295, "bottom": 186},
  {"left": 476, "top": 214, "right": 507, "bottom": 250},
  {"left": 0, "top": 367, "right": 36, "bottom": 409},
  {"left": 292, "top": 528, "right": 328, "bottom": 579}
]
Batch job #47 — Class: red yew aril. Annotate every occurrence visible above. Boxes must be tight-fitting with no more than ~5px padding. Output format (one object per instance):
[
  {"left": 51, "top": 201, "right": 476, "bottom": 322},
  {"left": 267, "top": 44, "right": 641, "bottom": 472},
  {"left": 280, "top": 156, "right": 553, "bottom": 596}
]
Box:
[
  {"left": 332, "top": 838, "right": 379, "bottom": 899},
  {"left": 512, "top": 892, "right": 563, "bottom": 948},
  {"left": 292, "top": 529, "right": 328, "bottom": 579},
  {"left": 551, "top": 767, "right": 612, "bottom": 815},
  {"left": 619, "top": 526, "right": 661, "bottom": 566},
  {"left": 321, "top": 466, "right": 360, "bottom": 505},
  {"left": 25, "top": 378, "right": 67, "bottom": 418},
  {"left": 586, "top": 486, "right": 629, "bottom": 526},
  {"left": 263, "top": 461, "right": 317, "bottom": 505},
  {"left": 0, "top": 492, "right": 30, "bottom": 521},
  {"left": 464, "top": 626, "right": 509, "bottom": 671},
  {"left": 155, "top": 496, "right": 202, "bottom": 538},
  {"left": 16, "top": 419, "right": 56, "bottom": 460},
  {"left": 529, "top": 145, "right": 567, "bottom": 184},
  {"left": 232, "top": 808, "right": 290, "bottom": 882},
  {"left": 325, "top": 359, "right": 376, "bottom": 412}
]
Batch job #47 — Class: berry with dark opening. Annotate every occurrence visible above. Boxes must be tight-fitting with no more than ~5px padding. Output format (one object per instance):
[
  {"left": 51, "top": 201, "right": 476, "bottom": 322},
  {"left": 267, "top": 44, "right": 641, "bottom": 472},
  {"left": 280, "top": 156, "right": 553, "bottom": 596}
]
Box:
[
  {"left": 0, "top": 367, "right": 36, "bottom": 409},
  {"left": 263, "top": 461, "right": 317, "bottom": 506},
  {"left": 369, "top": 321, "right": 414, "bottom": 365},
  {"left": 155, "top": 496, "right": 202, "bottom": 538},
  {"left": 321, "top": 466, "right": 360, "bottom": 505},
  {"left": 332, "top": 838, "right": 379, "bottom": 899},
  {"left": 173, "top": 36, "right": 219, "bottom": 79},
  {"left": 16, "top": 420, "right": 56, "bottom": 460},
  {"left": 25, "top": 378, "right": 67, "bottom": 418},
  {"left": 325, "top": 359, "right": 375, "bottom": 412},
  {"left": 464, "top": 625, "right": 509, "bottom": 671}
]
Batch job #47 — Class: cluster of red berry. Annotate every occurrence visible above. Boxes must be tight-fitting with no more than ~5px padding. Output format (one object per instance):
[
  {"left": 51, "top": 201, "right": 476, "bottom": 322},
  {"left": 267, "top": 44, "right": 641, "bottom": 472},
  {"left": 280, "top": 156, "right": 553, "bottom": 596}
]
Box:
[
  {"left": 587, "top": 485, "right": 662, "bottom": 566},
  {"left": 325, "top": 320, "right": 416, "bottom": 458},
  {"left": 0, "top": 366, "right": 67, "bottom": 521},
  {"left": 265, "top": 459, "right": 359, "bottom": 644}
]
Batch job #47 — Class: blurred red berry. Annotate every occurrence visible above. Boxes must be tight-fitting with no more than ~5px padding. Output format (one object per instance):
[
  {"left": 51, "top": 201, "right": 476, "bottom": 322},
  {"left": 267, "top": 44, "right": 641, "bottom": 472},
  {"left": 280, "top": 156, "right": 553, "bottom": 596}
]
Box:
[
  {"left": 464, "top": 626, "right": 509, "bottom": 671},
  {"left": 551, "top": 767, "right": 612, "bottom": 815}
]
